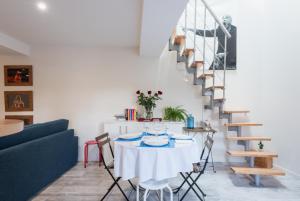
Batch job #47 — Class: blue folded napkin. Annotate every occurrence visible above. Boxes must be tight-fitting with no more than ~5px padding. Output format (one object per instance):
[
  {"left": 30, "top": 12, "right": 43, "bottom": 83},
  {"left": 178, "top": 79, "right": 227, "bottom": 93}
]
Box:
[
  {"left": 115, "top": 132, "right": 172, "bottom": 142},
  {"left": 170, "top": 137, "right": 193, "bottom": 140},
  {"left": 114, "top": 133, "right": 144, "bottom": 142}
]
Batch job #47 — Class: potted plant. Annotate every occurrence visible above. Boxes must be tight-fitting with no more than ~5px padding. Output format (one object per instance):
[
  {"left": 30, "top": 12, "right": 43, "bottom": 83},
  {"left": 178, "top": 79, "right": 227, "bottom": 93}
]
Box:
[
  {"left": 136, "top": 90, "right": 162, "bottom": 119},
  {"left": 258, "top": 141, "right": 264, "bottom": 151},
  {"left": 163, "top": 106, "right": 188, "bottom": 122}
]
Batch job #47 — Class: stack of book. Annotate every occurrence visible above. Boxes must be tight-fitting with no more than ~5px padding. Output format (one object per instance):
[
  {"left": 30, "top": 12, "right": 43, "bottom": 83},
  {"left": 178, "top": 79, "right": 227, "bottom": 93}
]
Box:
[{"left": 125, "top": 109, "right": 137, "bottom": 121}]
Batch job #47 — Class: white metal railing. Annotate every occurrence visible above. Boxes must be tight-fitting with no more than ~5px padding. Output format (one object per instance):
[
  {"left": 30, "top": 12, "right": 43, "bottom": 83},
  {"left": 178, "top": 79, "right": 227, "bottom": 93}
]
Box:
[
  {"left": 200, "top": 0, "right": 231, "bottom": 38},
  {"left": 183, "top": 3, "right": 227, "bottom": 85},
  {"left": 176, "top": 0, "right": 231, "bottom": 121}
]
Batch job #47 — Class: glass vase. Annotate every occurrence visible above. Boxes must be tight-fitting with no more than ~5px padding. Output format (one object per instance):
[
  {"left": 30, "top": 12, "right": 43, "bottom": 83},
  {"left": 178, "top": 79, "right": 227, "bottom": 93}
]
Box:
[{"left": 145, "top": 108, "right": 153, "bottom": 119}]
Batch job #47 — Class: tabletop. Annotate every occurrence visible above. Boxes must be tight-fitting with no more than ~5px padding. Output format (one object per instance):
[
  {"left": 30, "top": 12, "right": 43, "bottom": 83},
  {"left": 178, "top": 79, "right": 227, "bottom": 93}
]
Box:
[{"left": 183, "top": 127, "right": 216, "bottom": 133}]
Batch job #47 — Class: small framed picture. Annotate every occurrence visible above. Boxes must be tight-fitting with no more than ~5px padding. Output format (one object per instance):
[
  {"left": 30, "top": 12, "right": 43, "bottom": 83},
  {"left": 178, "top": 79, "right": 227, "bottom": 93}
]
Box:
[
  {"left": 5, "top": 115, "right": 33, "bottom": 125},
  {"left": 4, "top": 65, "right": 33, "bottom": 86},
  {"left": 4, "top": 91, "right": 33, "bottom": 112}
]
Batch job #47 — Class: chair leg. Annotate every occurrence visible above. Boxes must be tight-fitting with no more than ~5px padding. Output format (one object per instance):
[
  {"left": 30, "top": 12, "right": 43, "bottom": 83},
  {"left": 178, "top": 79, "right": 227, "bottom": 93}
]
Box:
[
  {"left": 180, "top": 174, "right": 203, "bottom": 201},
  {"left": 112, "top": 177, "right": 129, "bottom": 201},
  {"left": 84, "top": 143, "right": 88, "bottom": 168},
  {"left": 100, "top": 175, "right": 129, "bottom": 201},
  {"left": 136, "top": 185, "right": 139, "bottom": 201},
  {"left": 178, "top": 173, "right": 203, "bottom": 201},
  {"left": 98, "top": 146, "right": 102, "bottom": 166},
  {"left": 160, "top": 189, "right": 163, "bottom": 201},
  {"left": 100, "top": 177, "right": 121, "bottom": 201},
  {"left": 167, "top": 185, "right": 173, "bottom": 201},
  {"left": 143, "top": 189, "right": 149, "bottom": 201},
  {"left": 174, "top": 172, "right": 193, "bottom": 193},
  {"left": 128, "top": 179, "right": 136, "bottom": 190},
  {"left": 186, "top": 174, "right": 206, "bottom": 197}
]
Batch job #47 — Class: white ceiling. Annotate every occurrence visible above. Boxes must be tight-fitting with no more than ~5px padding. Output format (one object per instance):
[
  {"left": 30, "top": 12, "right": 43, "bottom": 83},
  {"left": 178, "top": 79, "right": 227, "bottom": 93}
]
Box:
[
  {"left": 140, "top": 0, "right": 188, "bottom": 56},
  {"left": 0, "top": 45, "right": 23, "bottom": 55},
  {"left": 0, "top": 0, "right": 142, "bottom": 47}
]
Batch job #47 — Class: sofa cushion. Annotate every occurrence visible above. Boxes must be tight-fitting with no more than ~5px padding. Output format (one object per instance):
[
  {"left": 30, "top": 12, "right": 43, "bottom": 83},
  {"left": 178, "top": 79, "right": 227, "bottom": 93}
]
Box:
[{"left": 0, "top": 119, "right": 69, "bottom": 150}]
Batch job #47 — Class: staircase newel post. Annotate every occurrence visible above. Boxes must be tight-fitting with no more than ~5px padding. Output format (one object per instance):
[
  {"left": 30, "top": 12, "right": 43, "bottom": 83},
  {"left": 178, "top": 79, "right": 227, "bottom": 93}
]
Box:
[
  {"left": 184, "top": 6, "right": 187, "bottom": 50},
  {"left": 202, "top": 7, "right": 207, "bottom": 75},
  {"left": 213, "top": 21, "right": 217, "bottom": 87},
  {"left": 223, "top": 35, "right": 227, "bottom": 100},
  {"left": 193, "top": 0, "right": 197, "bottom": 65}
]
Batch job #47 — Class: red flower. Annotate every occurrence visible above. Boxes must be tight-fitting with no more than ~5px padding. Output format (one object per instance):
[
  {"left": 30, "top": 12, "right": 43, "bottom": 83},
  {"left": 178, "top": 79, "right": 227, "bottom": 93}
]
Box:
[
  {"left": 148, "top": 91, "right": 152, "bottom": 95},
  {"left": 136, "top": 90, "right": 141, "bottom": 95},
  {"left": 158, "top": 91, "right": 163, "bottom": 95}
]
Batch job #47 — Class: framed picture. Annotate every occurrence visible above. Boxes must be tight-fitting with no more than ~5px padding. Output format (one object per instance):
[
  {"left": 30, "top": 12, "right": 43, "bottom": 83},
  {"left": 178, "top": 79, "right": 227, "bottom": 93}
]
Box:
[
  {"left": 4, "top": 65, "right": 33, "bottom": 86},
  {"left": 5, "top": 115, "right": 33, "bottom": 125},
  {"left": 4, "top": 91, "right": 33, "bottom": 112}
]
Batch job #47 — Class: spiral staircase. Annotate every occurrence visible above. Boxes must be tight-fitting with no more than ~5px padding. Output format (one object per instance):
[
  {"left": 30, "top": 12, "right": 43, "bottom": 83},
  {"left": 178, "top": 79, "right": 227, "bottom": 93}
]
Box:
[{"left": 168, "top": 0, "right": 285, "bottom": 186}]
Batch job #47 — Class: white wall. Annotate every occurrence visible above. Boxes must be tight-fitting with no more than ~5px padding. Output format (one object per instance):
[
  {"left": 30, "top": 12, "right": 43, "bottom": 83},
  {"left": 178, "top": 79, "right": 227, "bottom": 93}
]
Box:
[
  {"left": 218, "top": 0, "right": 300, "bottom": 175},
  {"left": 260, "top": 0, "right": 300, "bottom": 175}
]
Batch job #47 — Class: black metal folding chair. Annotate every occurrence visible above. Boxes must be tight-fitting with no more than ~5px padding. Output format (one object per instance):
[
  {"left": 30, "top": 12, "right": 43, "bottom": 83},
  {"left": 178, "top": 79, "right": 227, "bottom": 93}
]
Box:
[
  {"left": 95, "top": 133, "right": 135, "bottom": 201},
  {"left": 175, "top": 135, "right": 214, "bottom": 201}
]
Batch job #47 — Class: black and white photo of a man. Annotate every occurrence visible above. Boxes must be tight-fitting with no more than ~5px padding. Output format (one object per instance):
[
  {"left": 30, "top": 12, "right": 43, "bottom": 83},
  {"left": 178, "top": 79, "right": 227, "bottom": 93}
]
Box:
[{"left": 184, "top": 15, "right": 237, "bottom": 70}]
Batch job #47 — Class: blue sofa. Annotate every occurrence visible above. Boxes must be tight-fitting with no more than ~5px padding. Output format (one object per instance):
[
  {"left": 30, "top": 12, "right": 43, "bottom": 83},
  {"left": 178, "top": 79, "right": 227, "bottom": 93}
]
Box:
[{"left": 0, "top": 119, "right": 78, "bottom": 201}]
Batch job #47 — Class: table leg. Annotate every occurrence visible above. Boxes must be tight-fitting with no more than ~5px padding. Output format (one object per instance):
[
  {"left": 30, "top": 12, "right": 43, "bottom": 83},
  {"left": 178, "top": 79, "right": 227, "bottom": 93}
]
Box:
[
  {"left": 210, "top": 148, "right": 216, "bottom": 173},
  {"left": 208, "top": 132, "right": 216, "bottom": 173}
]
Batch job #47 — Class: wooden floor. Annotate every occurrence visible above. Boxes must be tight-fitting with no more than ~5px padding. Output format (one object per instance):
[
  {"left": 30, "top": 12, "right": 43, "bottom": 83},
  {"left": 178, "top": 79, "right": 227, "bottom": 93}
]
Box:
[{"left": 32, "top": 162, "right": 300, "bottom": 201}]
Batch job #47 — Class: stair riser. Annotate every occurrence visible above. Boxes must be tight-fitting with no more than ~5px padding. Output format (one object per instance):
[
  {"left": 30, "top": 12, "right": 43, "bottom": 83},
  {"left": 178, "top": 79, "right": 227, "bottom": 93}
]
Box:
[
  {"left": 213, "top": 100, "right": 224, "bottom": 107},
  {"left": 203, "top": 91, "right": 213, "bottom": 96},
  {"left": 168, "top": 38, "right": 177, "bottom": 51},
  {"left": 228, "top": 126, "right": 242, "bottom": 135},
  {"left": 177, "top": 54, "right": 187, "bottom": 63},
  {"left": 185, "top": 66, "right": 196, "bottom": 74},
  {"left": 204, "top": 105, "right": 213, "bottom": 110},
  {"left": 219, "top": 112, "right": 232, "bottom": 123},
  {"left": 193, "top": 74, "right": 204, "bottom": 85},
  {"left": 204, "top": 99, "right": 225, "bottom": 110}
]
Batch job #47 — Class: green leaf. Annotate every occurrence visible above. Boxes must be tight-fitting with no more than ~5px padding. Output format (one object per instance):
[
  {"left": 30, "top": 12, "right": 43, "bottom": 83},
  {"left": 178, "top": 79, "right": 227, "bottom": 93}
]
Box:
[{"left": 163, "top": 106, "right": 188, "bottom": 122}]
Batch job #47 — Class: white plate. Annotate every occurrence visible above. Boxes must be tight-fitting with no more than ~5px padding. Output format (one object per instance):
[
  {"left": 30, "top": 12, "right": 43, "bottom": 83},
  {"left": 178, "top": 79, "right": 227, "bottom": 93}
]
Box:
[
  {"left": 147, "top": 130, "right": 166, "bottom": 135},
  {"left": 119, "top": 132, "right": 142, "bottom": 140},
  {"left": 143, "top": 137, "right": 169, "bottom": 147},
  {"left": 143, "top": 140, "right": 169, "bottom": 147}
]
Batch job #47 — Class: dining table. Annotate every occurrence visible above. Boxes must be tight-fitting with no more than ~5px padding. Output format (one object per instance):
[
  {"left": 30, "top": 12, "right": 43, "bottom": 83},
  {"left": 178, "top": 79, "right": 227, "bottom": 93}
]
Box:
[{"left": 113, "top": 132, "right": 201, "bottom": 183}]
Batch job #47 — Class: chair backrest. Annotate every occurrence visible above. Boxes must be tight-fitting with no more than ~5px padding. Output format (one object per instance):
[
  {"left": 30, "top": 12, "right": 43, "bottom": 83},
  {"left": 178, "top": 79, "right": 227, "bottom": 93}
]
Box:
[
  {"left": 95, "top": 133, "right": 113, "bottom": 168},
  {"left": 200, "top": 135, "right": 214, "bottom": 173}
]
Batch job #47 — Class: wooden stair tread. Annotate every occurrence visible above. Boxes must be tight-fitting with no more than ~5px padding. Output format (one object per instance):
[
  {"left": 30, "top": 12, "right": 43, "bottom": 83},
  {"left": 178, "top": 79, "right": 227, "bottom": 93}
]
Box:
[
  {"left": 225, "top": 122, "right": 263, "bottom": 127},
  {"left": 231, "top": 167, "right": 285, "bottom": 176},
  {"left": 223, "top": 110, "right": 250, "bottom": 114},
  {"left": 183, "top": 48, "right": 194, "bottom": 56},
  {"left": 214, "top": 98, "right": 225, "bottom": 101},
  {"left": 227, "top": 136, "right": 271, "bottom": 141},
  {"left": 174, "top": 35, "right": 185, "bottom": 45},
  {"left": 197, "top": 73, "right": 214, "bottom": 78},
  {"left": 227, "top": 150, "right": 278, "bottom": 157},
  {"left": 190, "top": 61, "right": 204, "bottom": 68},
  {"left": 206, "top": 85, "right": 224, "bottom": 90}
]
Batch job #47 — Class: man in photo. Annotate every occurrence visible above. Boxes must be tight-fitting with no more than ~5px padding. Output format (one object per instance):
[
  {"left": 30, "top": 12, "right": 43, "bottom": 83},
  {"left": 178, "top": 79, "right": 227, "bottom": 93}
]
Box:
[{"left": 183, "top": 15, "right": 236, "bottom": 70}]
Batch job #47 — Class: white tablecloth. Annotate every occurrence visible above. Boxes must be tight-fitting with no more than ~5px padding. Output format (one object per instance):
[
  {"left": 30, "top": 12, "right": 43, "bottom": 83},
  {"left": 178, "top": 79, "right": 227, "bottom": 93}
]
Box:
[{"left": 114, "top": 139, "right": 201, "bottom": 182}]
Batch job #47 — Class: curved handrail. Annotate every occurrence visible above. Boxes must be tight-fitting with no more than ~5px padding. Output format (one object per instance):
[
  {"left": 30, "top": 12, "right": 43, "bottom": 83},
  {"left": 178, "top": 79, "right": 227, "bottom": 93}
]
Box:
[{"left": 200, "top": 0, "right": 231, "bottom": 38}]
